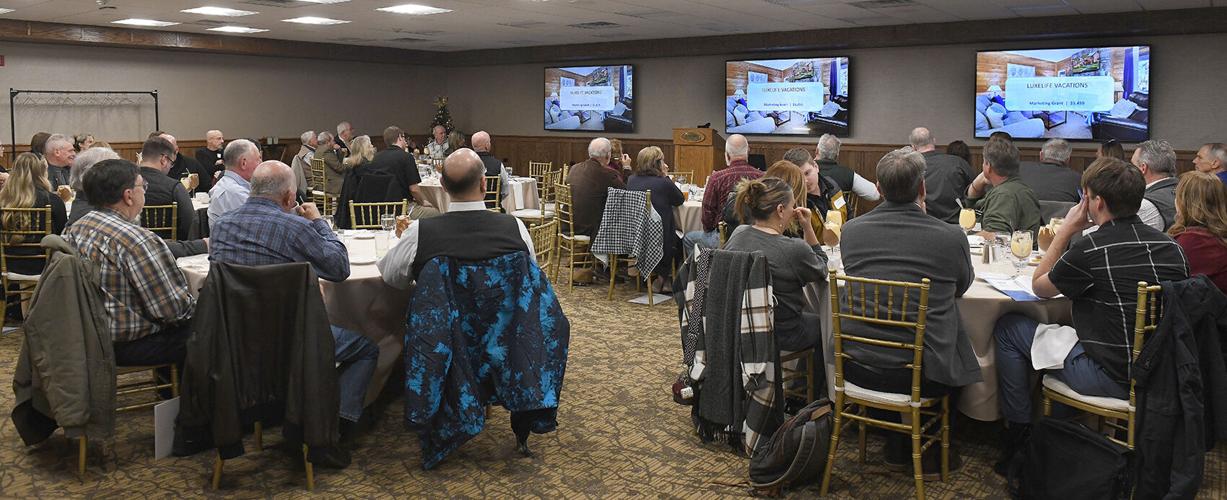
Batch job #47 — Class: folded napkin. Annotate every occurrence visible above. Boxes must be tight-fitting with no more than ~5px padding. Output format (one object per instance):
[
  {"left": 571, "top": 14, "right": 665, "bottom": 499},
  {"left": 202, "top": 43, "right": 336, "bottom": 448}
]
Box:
[{"left": 1030, "top": 323, "right": 1078, "bottom": 370}]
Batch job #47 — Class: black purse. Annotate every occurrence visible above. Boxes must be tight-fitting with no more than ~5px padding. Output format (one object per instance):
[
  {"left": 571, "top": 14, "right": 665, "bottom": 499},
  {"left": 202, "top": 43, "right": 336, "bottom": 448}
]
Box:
[{"left": 749, "top": 398, "right": 833, "bottom": 496}]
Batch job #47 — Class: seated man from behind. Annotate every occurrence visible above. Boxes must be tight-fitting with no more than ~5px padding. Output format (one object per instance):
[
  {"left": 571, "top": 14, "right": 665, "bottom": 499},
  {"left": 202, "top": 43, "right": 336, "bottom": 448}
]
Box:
[
  {"left": 683, "top": 133, "right": 760, "bottom": 254},
  {"left": 63, "top": 159, "right": 196, "bottom": 369},
  {"left": 1019, "top": 138, "right": 1081, "bottom": 202},
  {"left": 910, "top": 127, "right": 972, "bottom": 224},
  {"left": 566, "top": 137, "right": 625, "bottom": 239},
  {"left": 993, "top": 157, "right": 1188, "bottom": 472},
  {"left": 208, "top": 160, "right": 378, "bottom": 451},
  {"left": 966, "top": 137, "right": 1042, "bottom": 235},
  {"left": 840, "top": 147, "right": 980, "bottom": 475}
]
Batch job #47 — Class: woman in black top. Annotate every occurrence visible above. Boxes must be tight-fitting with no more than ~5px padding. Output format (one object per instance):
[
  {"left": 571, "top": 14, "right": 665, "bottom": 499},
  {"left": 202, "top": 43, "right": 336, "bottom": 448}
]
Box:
[
  {"left": 626, "top": 146, "right": 684, "bottom": 292},
  {"left": 0, "top": 153, "right": 67, "bottom": 275}
]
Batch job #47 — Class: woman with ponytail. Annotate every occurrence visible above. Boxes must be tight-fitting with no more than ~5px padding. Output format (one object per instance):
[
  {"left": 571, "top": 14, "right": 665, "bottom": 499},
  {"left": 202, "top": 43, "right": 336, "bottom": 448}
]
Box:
[{"left": 724, "top": 176, "right": 828, "bottom": 353}]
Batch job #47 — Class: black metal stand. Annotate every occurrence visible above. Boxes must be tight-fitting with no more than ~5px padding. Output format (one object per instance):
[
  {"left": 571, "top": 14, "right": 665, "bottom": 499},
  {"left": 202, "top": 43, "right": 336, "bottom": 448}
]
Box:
[{"left": 8, "top": 88, "right": 159, "bottom": 160}]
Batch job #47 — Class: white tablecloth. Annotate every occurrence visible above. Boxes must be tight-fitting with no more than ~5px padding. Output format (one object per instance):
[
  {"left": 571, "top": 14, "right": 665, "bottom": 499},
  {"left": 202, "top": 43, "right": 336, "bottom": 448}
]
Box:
[
  {"left": 674, "top": 200, "right": 704, "bottom": 234},
  {"left": 417, "top": 177, "right": 539, "bottom": 213},
  {"left": 177, "top": 231, "right": 411, "bottom": 404},
  {"left": 813, "top": 249, "right": 1071, "bottom": 421}
]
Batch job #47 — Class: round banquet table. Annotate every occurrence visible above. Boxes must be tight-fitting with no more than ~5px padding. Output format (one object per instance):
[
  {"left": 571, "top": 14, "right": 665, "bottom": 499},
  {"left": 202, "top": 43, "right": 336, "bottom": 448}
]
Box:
[
  {"left": 674, "top": 200, "right": 704, "bottom": 235},
  {"left": 177, "top": 230, "right": 410, "bottom": 405},
  {"left": 810, "top": 245, "right": 1072, "bottom": 421},
  {"left": 417, "top": 176, "right": 539, "bottom": 213}
]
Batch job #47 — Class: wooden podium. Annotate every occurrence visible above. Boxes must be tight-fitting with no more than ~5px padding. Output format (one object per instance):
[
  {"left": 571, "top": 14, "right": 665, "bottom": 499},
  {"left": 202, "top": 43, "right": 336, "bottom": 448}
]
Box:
[{"left": 672, "top": 128, "right": 724, "bottom": 186}]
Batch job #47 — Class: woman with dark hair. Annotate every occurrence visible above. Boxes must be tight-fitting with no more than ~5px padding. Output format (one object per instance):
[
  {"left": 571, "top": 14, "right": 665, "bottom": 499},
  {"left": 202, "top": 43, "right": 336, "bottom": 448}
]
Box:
[
  {"left": 73, "top": 133, "right": 96, "bottom": 152},
  {"left": 1170, "top": 171, "right": 1227, "bottom": 293},
  {"left": 1097, "top": 139, "right": 1127, "bottom": 161},
  {"left": 29, "top": 132, "right": 50, "bottom": 159},
  {"left": 0, "top": 152, "right": 67, "bottom": 275},
  {"left": 946, "top": 140, "right": 972, "bottom": 165},
  {"left": 723, "top": 176, "right": 828, "bottom": 353},
  {"left": 626, "top": 146, "right": 684, "bottom": 292}
]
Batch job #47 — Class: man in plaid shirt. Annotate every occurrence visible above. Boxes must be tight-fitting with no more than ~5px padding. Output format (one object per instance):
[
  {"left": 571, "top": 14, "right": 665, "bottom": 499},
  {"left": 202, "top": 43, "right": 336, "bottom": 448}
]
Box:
[
  {"left": 63, "top": 159, "right": 196, "bottom": 368},
  {"left": 682, "top": 134, "right": 761, "bottom": 256}
]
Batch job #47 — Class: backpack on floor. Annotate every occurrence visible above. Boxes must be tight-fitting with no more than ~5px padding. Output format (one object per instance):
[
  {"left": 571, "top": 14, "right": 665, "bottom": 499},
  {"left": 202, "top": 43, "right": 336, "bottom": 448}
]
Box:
[
  {"left": 748, "top": 398, "right": 832, "bottom": 496},
  {"left": 1010, "top": 418, "right": 1134, "bottom": 500}
]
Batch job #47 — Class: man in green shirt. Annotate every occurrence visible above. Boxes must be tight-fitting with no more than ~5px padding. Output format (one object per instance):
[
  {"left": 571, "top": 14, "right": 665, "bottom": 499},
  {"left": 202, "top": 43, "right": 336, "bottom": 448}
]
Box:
[{"left": 966, "top": 138, "right": 1042, "bottom": 235}]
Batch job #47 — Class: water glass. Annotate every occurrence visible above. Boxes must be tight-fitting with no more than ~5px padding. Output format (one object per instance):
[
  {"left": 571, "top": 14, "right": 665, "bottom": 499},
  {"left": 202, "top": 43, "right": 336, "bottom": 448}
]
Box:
[
  {"left": 380, "top": 214, "right": 396, "bottom": 232},
  {"left": 374, "top": 231, "right": 389, "bottom": 258}
]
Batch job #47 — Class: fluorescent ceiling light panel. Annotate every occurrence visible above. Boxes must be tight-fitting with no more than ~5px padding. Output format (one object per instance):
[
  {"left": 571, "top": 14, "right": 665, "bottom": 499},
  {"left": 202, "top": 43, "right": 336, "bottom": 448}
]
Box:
[
  {"left": 282, "top": 16, "right": 350, "bottom": 25},
  {"left": 299, "top": 0, "right": 351, "bottom": 4},
  {"left": 376, "top": 4, "right": 452, "bottom": 15},
  {"left": 0, "top": 8, "right": 14, "bottom": 15},
  {"left": 181, "top": 7, "right": 258, "bottom": 17},
  {"left": 112, "top": 18, "right": 181, "bottom": 27},
  {"left": 208, "top": 25, "right": 269, "bottom": 33}
]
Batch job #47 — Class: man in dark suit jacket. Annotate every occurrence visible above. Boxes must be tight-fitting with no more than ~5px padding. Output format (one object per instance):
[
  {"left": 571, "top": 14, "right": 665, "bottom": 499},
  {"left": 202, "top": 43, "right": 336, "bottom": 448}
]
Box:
[
  {"left": 159, "top": 133, "right": 212, "bottom": 194},
  {"left": 909, "top": 127, "right": 972, "bottom": 223},
  {"left": 138, "top": 136, "right": 200, "bottom": 243},
  {"left": 363, "top": 126, "right": 437, "bottom": 218},
  {"left": 471, "top": 131, "right": 510, "bottom": 201},
  {"left": 840, "top": 146, "right": 980, "bottom": 472},
  {"left": 567, "top": 138, "right": 624, "bottom": 238},
  {"left": 195, "top": 130, "right": 225, "bottom": 182},
  {"left": 1019, "top": 138, "right": 1081, "bottom": 202}
]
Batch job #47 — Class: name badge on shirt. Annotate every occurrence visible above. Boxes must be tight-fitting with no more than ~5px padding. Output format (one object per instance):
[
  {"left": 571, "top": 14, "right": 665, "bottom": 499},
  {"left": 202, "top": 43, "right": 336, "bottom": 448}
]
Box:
[{"left": 833, "top": 196, "right": 846, "bottom": 209}]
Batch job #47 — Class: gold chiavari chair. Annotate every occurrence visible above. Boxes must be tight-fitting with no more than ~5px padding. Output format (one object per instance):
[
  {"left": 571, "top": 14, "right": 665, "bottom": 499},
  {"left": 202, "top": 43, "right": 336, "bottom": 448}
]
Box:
[
  {"left": 140, "top": 203, "right": 179, "bottom": 240},
  {"left": 1040, "top": 281, "right": 1160, "bottom": 449},
  {"left": 560, "top": 163, "right": 571, "bottom": 184},
  {"left": 667, "top": 170, "right": 696, "bottom": 185},
  {"left": 0, "top": 207, "right": 52, "bottom": 319},
  {"left": 528, "top": 219, "right": 558, "bottom": 279},
  {"left": 484, "top": 176, "right": 503, "bottom": 212},
  {"left": 717, "top": 221, "right": 729, "bottom": 248},
  {"left": 552, "top": 183, "right": 593, "bottom": 292},
  {"left": 349, "top": 200, "right": 408, "bottom": 229},
  {"left": 528, "top": 161, "right": 553, "bottom": 179},
  {"left": 309, "top": 157, "right": 332, "bottom": 216},
  {"left": 605, "top": 190, "right": 658, "bottom": 305},
  {"left": 821, "top": 270, "right": 946, "bottom": 500},
  {"left": 511, "top": 169, "right": 557, "bottom": 227}
]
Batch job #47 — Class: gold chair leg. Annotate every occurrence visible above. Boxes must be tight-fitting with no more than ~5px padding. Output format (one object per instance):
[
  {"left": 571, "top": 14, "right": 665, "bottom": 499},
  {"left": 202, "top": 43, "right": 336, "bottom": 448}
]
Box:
[
  {"left": 78, "top": 436, "right": 87, "bottom": 480},
  {"left": 170, "top": 364, "right": 179, "bottom": 397},
  {"left": 912, "top": 407, "right": 925, "bottom": 500},
  {"left": 1041, "top": 394, "right": 1053, "bottom": 417},
  {"left": 820, "top": 393, "right": 844, "bottom": 496},
  {"left": 211, "top": 452, "right": 223, "bottom": 490},
  {"left": 254, "top": 422, "right": 263, "bottom": 452},
  {"left": 941, "top": 396, "right": 951, "bottom": 482},
  {"left": 1127, "top": 413, "right": 1136, "bottom": 450},
  {"left": 858, "top": 420, "right": 867, "bottom": 463},
  {"left": 607, "top": 256, "right": 617, "bottom": 300},
  {"left": 303, "top": 444, "right": 315, "bottom": 491},
  {"left": 806, "top": 356, "right": 815, "bottom": 403},
  {"left": 647, "top": 272, "right": 654, "bottom": 306}
]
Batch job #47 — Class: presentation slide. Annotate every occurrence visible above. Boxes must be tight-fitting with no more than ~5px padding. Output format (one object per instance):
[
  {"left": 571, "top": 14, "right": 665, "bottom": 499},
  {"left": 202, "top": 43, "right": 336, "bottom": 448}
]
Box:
[
  {"left": 544, "top": 65, "right": 634, "bottom": 133},
  {"left": 725, "top": 57, "right": 850, "bottom": 136},
  {"left": 974, "top": 46, "right": 1151, "bottom": 142}
]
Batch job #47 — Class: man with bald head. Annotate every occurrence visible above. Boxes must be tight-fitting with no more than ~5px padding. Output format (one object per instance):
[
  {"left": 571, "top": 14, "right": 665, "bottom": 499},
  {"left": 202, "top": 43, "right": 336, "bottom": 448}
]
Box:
[
  {"left": 909, "top": 126, "right": 972, "bottom": 223},
  {"left": 209, "top": 160, "right": 378, "bottom": 456},
  {"left": 157, "top": 132, "right": 211, "bottom": 194},
  {"left": 683, "top": 133, "right": 760, "bottom": 255},
  {"left": 195, "top": 130, "right": 225, "bottom": 180},
  {"left": 208, "top": 139, "right": 261, "bottom": 224},
  {"left": 380, "top": 148, "right": 534, "bottom": 290},
  {"left": 567, "top": 137, "right": 626, "bottom": 238},
  {"left": 472, "top": 131, "right": 511, "bottom": 201}
]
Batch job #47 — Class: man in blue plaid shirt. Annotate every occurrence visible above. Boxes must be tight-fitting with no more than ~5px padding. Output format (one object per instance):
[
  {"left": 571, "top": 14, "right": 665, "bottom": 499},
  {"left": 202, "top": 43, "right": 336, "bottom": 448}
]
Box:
[{"left": 209, "top": 160, "right": 378, "bottom": 445}]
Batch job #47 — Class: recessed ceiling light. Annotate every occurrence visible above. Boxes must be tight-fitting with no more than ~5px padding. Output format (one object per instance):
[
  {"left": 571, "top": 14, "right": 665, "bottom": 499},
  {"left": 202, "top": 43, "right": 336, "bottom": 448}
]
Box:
[
  {"left": 182, "top": 7, "right": 258, "bottom": 17},
  {"left": 299, "top": 0, "right": 351, "bottom": 4},
  {"left": 208, "top": 25, "right": 269, "bottom": 33},
  {"left": 112, "top": 18, "right": 181, "bottom": 27},
  {"left": 376, "top": 4, "right": 452, "bottom": 15},
  {"left": 0, "top": 8, "right": 14, "bottom": 15},
  {"left": 282, "top": 16, "right": 350, "bottom": 25}
]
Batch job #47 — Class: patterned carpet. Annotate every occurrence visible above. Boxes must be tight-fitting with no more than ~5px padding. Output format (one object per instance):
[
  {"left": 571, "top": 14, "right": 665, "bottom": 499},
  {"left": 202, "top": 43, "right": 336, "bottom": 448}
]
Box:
[{"left": 0, "top": 283, "right": 1224, "bottom": 498}]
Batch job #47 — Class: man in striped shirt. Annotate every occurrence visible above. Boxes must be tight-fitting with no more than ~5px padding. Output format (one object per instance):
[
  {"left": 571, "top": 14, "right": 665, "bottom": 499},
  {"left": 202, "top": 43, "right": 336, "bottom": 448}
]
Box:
[
  {"left": 63, "top": 159, "right": 196, "bottom": 368},
  {"left": 992, "top": 157, "right": 1188, "bottom": 472}
]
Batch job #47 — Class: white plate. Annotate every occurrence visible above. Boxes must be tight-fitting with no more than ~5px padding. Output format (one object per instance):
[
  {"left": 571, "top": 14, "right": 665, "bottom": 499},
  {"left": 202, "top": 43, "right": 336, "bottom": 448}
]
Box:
[
  {"left": 350, "top": 257, "right": 376, "bottom": 265},
  {"left": 350, "top": 232, "right": 375, "bottom": 240},
  {"left": 967, "top": 235, "right": 985, "bottom": 247}
]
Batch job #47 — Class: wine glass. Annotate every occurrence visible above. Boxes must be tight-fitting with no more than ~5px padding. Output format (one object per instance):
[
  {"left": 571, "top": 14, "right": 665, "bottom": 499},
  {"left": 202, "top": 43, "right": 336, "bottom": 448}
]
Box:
[
  {"left": 959, "top": 208, "right": 976, "bottom": 234},
  {"left": 677, "top": 174, "right": 687, "bottom": 185},
  {"left": 1010, "top": 230, "right": 1034, "bottom": 276}
]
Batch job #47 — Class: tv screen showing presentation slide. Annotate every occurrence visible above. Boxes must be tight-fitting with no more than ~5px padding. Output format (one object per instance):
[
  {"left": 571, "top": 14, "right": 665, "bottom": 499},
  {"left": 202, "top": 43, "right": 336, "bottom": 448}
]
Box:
[
  {"left": 974, "top": 46, "right": 1151, "bottom": 142},
  {"left": 544, "top": 65, "right": 634, "bottom": 133},
  {"left": 725, "top": 57, "right": 850, "bottom": 136}
]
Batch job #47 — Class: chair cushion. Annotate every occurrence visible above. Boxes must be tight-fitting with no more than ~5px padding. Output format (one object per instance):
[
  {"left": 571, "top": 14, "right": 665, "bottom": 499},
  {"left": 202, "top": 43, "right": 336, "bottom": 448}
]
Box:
[
  {"left": 511, "top": 209, "right": 556, "bottom": 218},
  {"left": 1042, "top": 375, "right": 1131, "bottom": 412},
  {"left": 3, "top": 272, "right": 41, "bottom": 282},
  {"left": 561, "top": 234, "right": 590, "bottom": 242},
  {"left": 842, "top": 380, "right": 937, "bottom": 407}
]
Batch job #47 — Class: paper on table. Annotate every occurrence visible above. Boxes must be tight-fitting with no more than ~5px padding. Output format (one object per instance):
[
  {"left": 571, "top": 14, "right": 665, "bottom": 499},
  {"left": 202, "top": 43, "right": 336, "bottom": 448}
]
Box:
[{"left": 980, "top": 274, "right": 1043, "bottom": 302}]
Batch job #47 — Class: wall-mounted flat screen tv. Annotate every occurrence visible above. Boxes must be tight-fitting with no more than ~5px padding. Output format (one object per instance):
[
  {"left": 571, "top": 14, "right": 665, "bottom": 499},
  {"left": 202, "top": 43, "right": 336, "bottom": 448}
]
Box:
[
  {"left": 974, "top": 46, "right": 1151, "bottom": 142},
  {"left": 543, "top": 65, "right": 634, "bottom": 133},
  {"left": 725, "top": 57, "right": 850, "bottom": 136}
]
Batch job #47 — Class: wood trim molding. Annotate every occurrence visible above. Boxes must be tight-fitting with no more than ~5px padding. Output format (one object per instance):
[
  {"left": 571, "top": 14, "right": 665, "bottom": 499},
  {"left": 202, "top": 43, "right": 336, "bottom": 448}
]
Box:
[{"left": 2, "top": 8, "right": 1226, "bottom": 66}]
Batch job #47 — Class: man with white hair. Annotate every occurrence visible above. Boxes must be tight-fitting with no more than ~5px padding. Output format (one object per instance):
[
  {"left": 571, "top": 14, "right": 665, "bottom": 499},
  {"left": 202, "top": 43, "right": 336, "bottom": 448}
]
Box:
[
  {"left": 909, "top": 127, "right": 972, "bottom": 224},
  {"left": 567, "top": 137, "right": 625, "bottom": 238},
  {"left": 44, "top": 134, "right": 75, "bottom": 188},
  {"left": 815, "top": 133, "right": 879, "bottom": 201},
  {"left": 291, "top": 130, "right": 317, "bottom": 198},
  {"left": 194, "top": 130, "right": 225, "bottom": 179},
  {"left": 313, "top": 131, "right": 346, "bottom": 195},
  {"left": 1019, "top": 138, "right": 1081, "bottom": 202},
  {"left": 335, "top": 121, "right": 353, "bottom": 157},
  {"left": 1193, "top": 142, "right": 1227, "bottom": 185},
  {"left": 209, "top": 161, "right": 378, "bottom": 460},
  {"left": 208, "top": 139, "right": 261, "bottom": 224},
  {"left": 683, "top": 133, "right": 760, "bottom": 254},
  {"left": 425, "top": 124, "right": 450, "bottom": 160},
  {"left": 1131, "top": 139, "right": 1179, "bottom": 231}
]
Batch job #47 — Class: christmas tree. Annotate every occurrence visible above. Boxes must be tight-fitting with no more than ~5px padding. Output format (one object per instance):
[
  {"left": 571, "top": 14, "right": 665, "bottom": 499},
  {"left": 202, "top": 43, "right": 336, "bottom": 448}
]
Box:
[{"left": 431, "top": 96, "right": 453, "bottom": 133}]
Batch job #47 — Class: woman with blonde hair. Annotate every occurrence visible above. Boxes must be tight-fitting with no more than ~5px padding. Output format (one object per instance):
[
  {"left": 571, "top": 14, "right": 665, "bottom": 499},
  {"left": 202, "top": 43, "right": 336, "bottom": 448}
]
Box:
[
  {"left": 343, "top": 135, "right": 376, "bottom": 170},
  {"left": 724, "top": 160, "right": 809, "bottom": 236},
  {"left": 0, "top": 153, "right": 67, "bottom": 275},
  {"left": 723, "top": 176, "right": 827, "bottom": 353},
  {"left": 627, "top": 146, "right": 684, "bottom": 291},
  {"left": 1170, "top": 171, "right": 1227, "bottom": 293}
]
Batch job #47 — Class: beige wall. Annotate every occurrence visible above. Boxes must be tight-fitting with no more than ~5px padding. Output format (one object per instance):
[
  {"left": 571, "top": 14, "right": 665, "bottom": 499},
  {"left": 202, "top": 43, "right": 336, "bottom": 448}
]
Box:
[
  {"left": 446, "top": 33, "right": 1227, "bottom": 151},
  {"left": 0, "top": 41, "right": 445, "bottom": 146}
]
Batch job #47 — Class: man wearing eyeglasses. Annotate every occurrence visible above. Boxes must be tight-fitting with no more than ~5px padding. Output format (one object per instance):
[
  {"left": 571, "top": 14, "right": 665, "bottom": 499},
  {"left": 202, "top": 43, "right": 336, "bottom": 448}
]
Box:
[
  {"left": 139, "top": 136, "right": 200, "bottom": 246},
  {"left": 63, "top": 159, "right": 197, "bottom": 378}
]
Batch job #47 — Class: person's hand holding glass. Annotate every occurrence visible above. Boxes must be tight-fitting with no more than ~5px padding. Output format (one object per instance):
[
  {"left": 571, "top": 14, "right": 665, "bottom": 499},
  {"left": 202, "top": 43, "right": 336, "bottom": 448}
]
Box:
[{"left": 1009, "top": 230, "right": 1033, "bottom": 276}]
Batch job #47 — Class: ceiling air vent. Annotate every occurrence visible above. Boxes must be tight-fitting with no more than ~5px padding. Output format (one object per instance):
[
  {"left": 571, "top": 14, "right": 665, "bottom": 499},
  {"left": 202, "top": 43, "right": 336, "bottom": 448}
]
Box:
[
  {"left": 497, "top": 21, "right": 547, "bottom": 29},
  {"left": 240, "top": 0, "right": 305, "bottom": 8},
  {"left": 568, "top": 21, "right": 620, "bottom": 30}
]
